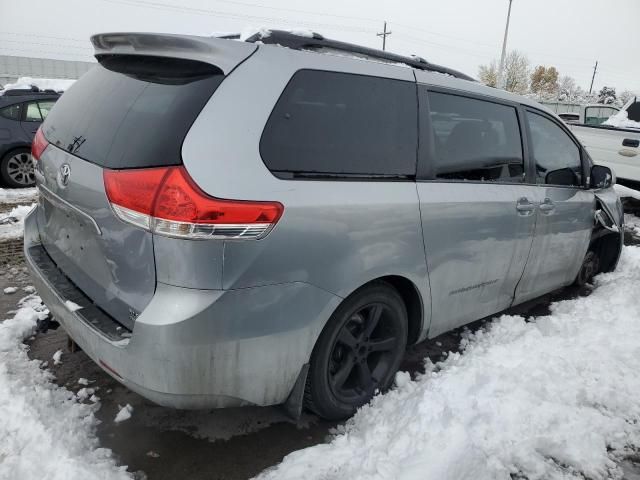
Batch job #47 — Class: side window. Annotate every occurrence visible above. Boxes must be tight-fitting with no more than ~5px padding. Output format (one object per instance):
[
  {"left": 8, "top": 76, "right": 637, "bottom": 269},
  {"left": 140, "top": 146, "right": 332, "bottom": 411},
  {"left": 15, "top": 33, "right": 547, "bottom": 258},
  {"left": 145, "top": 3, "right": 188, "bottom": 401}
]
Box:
[
  {"left": 37, "top": 100, "right": 56, "bottom": 120},
  {"left": 260, "top": 70, "right": 417, "bottom": 178},
  {"left": 427, "top": 91, "right": 524, "bottom": 182},
  {"left": 0, "top": 103, "right": 23, "bottom": 120},
  {"left": 527, "top": 111, "right": 582, "bottom": 186},
  {"left": 24, "top": 102, "right": 43, "bottom": 122}
]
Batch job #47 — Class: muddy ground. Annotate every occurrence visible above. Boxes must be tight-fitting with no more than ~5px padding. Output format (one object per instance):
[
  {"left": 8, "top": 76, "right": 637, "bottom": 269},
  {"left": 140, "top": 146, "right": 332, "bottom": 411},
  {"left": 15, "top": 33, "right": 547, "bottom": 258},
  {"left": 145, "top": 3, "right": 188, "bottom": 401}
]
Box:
[{"left": 1, "top": 198, "right": 639, "bottom": 480}]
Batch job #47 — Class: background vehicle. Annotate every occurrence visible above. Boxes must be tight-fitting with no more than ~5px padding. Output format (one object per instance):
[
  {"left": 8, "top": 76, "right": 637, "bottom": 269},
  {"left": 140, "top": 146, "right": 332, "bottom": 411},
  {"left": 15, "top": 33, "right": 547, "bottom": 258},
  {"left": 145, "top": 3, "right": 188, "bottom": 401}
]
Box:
[
  {"left": 0, "top": 87, "right": 59, "bottom": 187},
  {"left": 540, "top": 101, "right": 620, "bottom": 125},
  {"left": 568, "top": 98, "right": 640, "bottom": 183},
  {"left": 25, "top": 30, "right": 623, "bottom": 421}
]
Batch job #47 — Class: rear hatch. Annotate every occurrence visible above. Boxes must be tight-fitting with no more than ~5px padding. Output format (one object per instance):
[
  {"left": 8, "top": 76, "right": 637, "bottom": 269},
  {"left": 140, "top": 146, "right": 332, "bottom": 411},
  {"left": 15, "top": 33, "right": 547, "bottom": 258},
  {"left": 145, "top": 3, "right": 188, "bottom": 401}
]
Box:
[{"left": 35, "top": 52, "right": 227, "bottom": 329}]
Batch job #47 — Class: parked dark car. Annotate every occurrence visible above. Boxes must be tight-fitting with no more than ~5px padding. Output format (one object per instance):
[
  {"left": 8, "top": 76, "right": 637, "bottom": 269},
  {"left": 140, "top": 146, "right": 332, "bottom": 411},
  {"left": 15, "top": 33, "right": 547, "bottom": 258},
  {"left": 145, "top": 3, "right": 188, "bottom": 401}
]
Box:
[{"left": 0, "top": 88, "right": 60, "bottom": 187}]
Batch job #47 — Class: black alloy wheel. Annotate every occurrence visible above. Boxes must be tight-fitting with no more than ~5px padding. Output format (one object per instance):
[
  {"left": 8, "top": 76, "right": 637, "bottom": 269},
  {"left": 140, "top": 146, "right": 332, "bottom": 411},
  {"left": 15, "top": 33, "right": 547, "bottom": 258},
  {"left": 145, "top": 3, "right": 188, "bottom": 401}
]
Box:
[
  {"left": 305, "top": 282, "right": 408, "bottom": 420},
  {"left": 1, "top": 148, "right": 36, "bottom": 187}
]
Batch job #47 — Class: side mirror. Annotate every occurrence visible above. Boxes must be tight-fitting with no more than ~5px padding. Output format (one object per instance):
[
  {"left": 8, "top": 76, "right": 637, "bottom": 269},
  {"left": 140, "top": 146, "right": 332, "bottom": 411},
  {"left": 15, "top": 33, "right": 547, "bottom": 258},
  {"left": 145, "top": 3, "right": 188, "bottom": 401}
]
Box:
[
  {"left": 545, "top": 167, "right": 578, "bottom": 186},
  {"left": 590, "top": 165, "right": 615, "bottom": 189}
]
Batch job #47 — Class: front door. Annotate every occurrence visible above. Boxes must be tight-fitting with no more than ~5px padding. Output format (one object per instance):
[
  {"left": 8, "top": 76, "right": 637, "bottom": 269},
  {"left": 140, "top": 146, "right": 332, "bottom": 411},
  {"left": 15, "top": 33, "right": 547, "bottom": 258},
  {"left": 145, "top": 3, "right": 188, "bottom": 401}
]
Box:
[{"left": 514, "top": 110, "right": 594, "bottom": 304}]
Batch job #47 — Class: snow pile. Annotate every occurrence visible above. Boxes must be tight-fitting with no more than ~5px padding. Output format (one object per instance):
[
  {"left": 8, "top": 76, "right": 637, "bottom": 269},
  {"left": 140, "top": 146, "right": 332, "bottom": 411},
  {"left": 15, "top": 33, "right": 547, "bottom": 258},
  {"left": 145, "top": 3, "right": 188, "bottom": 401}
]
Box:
[
  {"left": 0, "top": 295, "right": 130, "bottom": 479},
  {"left": 0, "top": 203, "right": 36, "bottom": 240},
  {"left": 604, "top": 109, "right": 640, "bottom": 130},
  {"left": 260, "top": 247, "right": 640, "bottom": 480},
  {"left": 1, "top": 76, "right": 75, "bottom": 93}
]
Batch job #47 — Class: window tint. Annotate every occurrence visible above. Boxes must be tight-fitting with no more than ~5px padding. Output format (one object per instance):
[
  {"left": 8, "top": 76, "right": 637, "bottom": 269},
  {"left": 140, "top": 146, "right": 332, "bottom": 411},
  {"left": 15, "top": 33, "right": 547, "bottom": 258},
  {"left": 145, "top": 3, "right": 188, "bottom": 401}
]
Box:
[
  {"left": 527, "top": 111, "right": 582, "bottom": 186},
  {"left": 260, "top": 70, "right": 417, "bottom": 179},
  {"left": 0, "top": 103, "right": 22, "bottom": 120},
  {"left": 25, "top": 102, "right": 43, "bottom": 122},
  {"left": 37, "top": 100, "right": 56, "bottom": 119},
  {"left": 43, "top": 56, "right": 224, "bottom": 169},
  {"left": 428, "top": 92, "right": 524, "bottom": 182}
]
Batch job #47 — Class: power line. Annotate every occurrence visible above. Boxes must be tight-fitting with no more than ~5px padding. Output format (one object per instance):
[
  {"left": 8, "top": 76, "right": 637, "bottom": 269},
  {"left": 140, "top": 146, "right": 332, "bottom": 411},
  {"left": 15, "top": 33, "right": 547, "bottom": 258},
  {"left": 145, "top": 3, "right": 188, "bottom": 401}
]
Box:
[
  {"left": 100, "top": 0, "right": 377, "bottom": 34},
  {"left": 0, "top": 31, "right": 89, "bottom": 43},
  {"left": 0, "top": 47, "right": 94, "bottom": 61},
  {"left": 0, "top": 38, "right": 92, "bottom": 51}
]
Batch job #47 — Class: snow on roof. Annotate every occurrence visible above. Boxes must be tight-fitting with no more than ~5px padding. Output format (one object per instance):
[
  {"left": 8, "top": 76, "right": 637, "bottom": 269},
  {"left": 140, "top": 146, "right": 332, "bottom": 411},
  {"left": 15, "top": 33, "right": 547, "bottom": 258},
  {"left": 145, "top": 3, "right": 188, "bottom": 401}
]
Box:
[
  {"left": 259, "top": 246, "right": 640, "bottom": 480},
  {"left": 1, "top": 76, "right": 75, "bottom": 94}
]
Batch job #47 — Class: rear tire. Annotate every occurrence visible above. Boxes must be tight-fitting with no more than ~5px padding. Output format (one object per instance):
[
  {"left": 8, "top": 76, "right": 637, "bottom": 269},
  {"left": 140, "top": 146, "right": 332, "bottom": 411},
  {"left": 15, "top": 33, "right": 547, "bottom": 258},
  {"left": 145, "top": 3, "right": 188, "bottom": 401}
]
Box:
[
  {"left": 1, "top": 148, "right": 36, "bottom": 188},
  {"left": 305, "top": 281, "right": 408, "bottom": 420}
]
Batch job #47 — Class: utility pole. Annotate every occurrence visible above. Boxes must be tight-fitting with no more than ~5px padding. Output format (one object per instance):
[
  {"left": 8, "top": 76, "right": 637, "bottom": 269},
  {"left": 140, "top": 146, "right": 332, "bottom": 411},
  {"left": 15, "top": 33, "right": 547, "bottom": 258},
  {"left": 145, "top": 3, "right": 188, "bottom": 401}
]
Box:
[
  {"left": 377, "top": 21, "right": 391, "bottom": 51},
  {"left": 589, "top": 61, "right": 598, "bottom": 94},
  {"left": 497, "top": 0, "right": 513, "bottom": 89}
]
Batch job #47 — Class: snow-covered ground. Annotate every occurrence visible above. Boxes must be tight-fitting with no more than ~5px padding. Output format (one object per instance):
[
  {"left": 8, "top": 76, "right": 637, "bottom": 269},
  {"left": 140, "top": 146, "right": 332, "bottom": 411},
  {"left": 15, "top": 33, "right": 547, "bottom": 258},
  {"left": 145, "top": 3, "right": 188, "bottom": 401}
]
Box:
[
  {"left": 0, "top": 294, "right": 130, "bottom": 479},
  {"left": 259, "top": 246, "right": 640, "bottom": 480}
]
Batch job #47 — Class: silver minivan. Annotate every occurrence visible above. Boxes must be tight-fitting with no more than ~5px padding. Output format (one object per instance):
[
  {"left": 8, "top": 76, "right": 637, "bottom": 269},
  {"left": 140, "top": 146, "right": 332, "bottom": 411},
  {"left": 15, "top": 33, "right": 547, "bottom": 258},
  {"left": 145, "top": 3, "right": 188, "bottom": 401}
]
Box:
[{"left": 25, "top": 30, "right": 623, "bottom": 420}]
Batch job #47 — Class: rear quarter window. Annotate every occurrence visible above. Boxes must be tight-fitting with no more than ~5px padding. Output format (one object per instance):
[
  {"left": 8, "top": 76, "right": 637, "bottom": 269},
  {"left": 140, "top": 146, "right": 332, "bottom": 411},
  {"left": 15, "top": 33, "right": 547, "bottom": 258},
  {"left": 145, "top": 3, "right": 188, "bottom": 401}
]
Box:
[
  {"left": 260, "top": 70, "right": 417, "bottom": 179},
  {"left": 42, "top": 56, "right": 224, "bottom": 169},
  {"left": 0, "top": 103, "right": 22, "bottom": 120}
]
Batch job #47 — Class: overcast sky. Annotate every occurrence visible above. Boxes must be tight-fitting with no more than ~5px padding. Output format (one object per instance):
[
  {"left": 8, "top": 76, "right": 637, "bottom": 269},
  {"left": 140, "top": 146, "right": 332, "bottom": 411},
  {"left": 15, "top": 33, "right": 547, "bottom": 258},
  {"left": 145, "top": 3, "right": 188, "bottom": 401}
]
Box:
[{"left": 2, "top": 0, "right": 639, "bottom": 92}]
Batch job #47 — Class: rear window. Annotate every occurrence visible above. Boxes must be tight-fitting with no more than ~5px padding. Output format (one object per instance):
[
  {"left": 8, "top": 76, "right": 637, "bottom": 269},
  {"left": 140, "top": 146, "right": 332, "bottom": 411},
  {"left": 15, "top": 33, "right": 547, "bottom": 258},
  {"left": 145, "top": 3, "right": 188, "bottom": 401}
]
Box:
[
  {"left": 42, "top": 55, "right": 224, "bottom": 169},
  {"left": 260, "top": 70, "right": 417, "bottom": 179}
]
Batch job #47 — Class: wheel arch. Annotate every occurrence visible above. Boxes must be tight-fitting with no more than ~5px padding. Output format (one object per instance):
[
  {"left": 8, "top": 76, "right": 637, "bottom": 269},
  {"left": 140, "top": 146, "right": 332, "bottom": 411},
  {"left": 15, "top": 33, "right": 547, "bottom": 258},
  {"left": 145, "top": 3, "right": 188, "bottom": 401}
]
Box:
[
  {"left": 334, "top": 275, "right": 425, "bottom": 346},
  {"left": 0, "top": 143, "right": 31, "bottom": 160}
]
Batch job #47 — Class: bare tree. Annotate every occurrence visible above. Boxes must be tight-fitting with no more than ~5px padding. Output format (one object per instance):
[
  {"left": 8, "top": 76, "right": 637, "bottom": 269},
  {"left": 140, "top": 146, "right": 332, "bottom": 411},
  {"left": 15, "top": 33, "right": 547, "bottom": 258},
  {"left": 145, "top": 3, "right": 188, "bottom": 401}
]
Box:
[
  {"left": 478, "top": 51, "right": 529, "bottom": 93},
  {"left": 478, "top": 61, "right": 498, "bottom": 87},
  {"left": 557, "top": 75, "right": 581, "bottom": 102},
  {"left": 619, "top": 90, "right": 637, "bottom": 107}
]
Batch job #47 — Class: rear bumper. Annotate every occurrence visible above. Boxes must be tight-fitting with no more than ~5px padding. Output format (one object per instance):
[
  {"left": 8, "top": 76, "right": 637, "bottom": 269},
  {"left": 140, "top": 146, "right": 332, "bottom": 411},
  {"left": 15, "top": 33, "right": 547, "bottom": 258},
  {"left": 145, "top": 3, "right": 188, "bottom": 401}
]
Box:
[{"left": 24, "top": 208, "right": 341, "bottom": 408}]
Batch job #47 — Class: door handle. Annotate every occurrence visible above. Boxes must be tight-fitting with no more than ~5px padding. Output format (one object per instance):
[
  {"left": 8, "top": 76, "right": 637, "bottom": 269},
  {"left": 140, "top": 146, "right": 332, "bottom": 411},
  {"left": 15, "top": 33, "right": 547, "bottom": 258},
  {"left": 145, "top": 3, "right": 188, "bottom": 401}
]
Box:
[
  {"left": 539, "top": 198, "right": 555, "bottom": 214},
  {"left": 516, "top": 197, "right": 535, "bottom": 216},
  {"left": 622, "top": 138, "right": 640, "bottom": 148}
]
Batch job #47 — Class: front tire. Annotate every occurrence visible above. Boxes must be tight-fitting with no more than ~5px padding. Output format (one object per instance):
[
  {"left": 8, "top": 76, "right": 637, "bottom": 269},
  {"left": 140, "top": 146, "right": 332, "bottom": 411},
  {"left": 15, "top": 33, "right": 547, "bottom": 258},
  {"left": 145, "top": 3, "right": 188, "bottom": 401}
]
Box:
[
  {"left": 1, "top": 148, "right": 36, "bottom": 188},
  {"left": 575, "top": 250, "right": 600, "bottom": 286},
  {"left": 305, "top": 281, "right": 408, "bottom": 420}
]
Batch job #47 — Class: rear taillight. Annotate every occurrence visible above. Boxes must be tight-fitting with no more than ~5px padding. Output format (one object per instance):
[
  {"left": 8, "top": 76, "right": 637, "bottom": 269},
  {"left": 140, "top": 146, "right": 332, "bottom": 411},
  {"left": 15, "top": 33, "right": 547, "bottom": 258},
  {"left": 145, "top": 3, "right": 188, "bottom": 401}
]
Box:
[
  {"left": 103, "top": 166, "right": 284, "bottom": 240},
  {"left": 32, "top": 126, "right": 48, "bottom": 161}
]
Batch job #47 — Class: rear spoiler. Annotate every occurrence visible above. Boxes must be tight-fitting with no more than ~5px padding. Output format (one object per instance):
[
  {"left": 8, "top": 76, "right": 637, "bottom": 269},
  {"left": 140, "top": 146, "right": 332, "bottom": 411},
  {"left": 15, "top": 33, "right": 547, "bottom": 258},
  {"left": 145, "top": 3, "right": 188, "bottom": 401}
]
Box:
[{"left": 90, "top": 32, "right": 257, "bottom": 75}]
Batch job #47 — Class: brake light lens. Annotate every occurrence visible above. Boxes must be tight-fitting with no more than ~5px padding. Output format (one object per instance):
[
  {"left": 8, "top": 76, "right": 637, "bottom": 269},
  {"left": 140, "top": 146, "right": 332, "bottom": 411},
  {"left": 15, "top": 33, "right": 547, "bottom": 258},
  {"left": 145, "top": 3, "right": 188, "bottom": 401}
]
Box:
[
  {"left": 32, "top": 126, "right": 48, "bottom": 161},
  {"left": 103, "top": 166, "right": 283, "bottom": 240}
]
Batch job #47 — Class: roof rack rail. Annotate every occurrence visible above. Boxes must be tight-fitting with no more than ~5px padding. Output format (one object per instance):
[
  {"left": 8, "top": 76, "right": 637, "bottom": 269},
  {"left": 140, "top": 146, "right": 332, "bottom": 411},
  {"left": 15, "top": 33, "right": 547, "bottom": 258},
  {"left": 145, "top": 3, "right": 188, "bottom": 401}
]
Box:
[{"left": 244, "top": 29, "right": 475, "bottom": 82}]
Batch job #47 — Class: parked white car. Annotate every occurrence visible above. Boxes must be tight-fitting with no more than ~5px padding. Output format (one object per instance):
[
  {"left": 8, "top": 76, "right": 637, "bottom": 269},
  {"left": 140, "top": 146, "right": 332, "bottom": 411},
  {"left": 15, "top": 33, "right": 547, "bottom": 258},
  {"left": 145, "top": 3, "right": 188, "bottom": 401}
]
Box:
[{"left": 568, "top": 98, "right": 640, "bottom": 183}]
